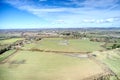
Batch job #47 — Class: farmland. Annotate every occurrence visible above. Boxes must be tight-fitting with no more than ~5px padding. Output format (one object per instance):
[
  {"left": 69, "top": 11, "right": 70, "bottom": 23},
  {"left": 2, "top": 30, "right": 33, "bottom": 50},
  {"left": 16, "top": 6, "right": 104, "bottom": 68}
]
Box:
[
  {"left": 92, "top": 49, "right": 120, "bottom": 79},
  {"left": 22, "top": 38, "right": 104, "bottom": 52},
  {"left": 0, "top": 50, "right": 104, "bottom": 80},
  {"left": 0, "top": 28, "right": 120, "bottom": 80},
  {"left": 0, "top": 38, "right": 24, "bottom": 45},
  {"left": 1, "top": 0, "right": 120, "bottom": 79}
]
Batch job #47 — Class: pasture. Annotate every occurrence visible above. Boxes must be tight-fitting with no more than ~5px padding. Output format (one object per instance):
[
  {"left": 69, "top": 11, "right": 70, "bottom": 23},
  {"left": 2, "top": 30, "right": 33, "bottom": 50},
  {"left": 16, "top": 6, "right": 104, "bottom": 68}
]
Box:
[
  {"left": 23, "top": 38, "right": 104, "bottom": 52},
  {"left": 0, "top": 50, "right": 104, "bottom": 80},
  {"left": 0, "top": 38, "right": 24, "bottom": 45},
  {"left": 92, "top": 49, "right": 120, "bottom": 79}
]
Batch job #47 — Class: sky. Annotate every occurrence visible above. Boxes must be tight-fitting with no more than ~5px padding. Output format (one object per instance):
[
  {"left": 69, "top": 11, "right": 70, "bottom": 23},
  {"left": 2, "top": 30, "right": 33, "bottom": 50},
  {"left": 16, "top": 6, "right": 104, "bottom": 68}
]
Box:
[{"left": 0, "top": 0, "right": 120, "bottom": 29}]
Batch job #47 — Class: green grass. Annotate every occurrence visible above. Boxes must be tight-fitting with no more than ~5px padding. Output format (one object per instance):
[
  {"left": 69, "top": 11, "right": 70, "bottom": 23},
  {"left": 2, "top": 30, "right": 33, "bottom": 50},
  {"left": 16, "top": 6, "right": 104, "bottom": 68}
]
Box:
[
  {"left": 0, "top": 50, "right": 16, "bottom": 61},
  {"left": 104, "top": 59, "right": 120, "bottom": 78},
  {"left": 23, "top": 38, "right": 104, "bottom": 52},
  {"left": 92, "top": 49, "right": 120, "bottom": 79},
  {"left": 0, "top": 51, "right": 104, "bottom": 80},
  {"left": 0, "top": 38, "right": 24, "bottom": 45}
]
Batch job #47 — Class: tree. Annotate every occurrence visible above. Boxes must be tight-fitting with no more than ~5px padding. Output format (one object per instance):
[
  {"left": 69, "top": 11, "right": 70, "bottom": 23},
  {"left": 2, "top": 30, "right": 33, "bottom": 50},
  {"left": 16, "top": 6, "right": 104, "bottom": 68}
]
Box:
[{"left": 111, "top": 44, "right": 120, "bottom": 49}]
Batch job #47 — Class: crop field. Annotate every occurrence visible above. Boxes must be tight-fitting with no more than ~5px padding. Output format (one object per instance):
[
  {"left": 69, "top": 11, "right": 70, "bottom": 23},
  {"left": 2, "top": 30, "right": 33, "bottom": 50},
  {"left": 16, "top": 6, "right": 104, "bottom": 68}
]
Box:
[
  {"left": 0, "top": 50, "right": 104, "bottom": 80},
  {"left": 23, "top": 38, "right": 104, "bottom": 52}
]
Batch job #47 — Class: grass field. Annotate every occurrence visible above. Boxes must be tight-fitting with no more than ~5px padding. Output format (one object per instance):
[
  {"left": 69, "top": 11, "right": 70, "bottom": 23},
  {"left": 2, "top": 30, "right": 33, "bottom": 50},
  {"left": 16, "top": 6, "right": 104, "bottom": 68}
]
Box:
[
  {"left": 23, "top": 38, "right": 104, "bottom": 52},
  {"left": 0, "top": 38, "right": 24, "bottom": 45},
  {"left": 92, "top": 49, "right": 120, "bottom": 79},
  {"left": 0, "top": 50, "right": 104, "bottom": 80}
]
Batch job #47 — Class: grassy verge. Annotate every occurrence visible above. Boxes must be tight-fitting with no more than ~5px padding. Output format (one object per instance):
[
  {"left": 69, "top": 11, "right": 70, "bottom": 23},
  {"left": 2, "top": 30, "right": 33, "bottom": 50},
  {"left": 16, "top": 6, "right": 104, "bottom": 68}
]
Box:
[
  {"left": 0, "top": 50, "right": 16, "bottom": 61},
  {"left": 92, "top": 49, "right": 120, "bottom": 79}
]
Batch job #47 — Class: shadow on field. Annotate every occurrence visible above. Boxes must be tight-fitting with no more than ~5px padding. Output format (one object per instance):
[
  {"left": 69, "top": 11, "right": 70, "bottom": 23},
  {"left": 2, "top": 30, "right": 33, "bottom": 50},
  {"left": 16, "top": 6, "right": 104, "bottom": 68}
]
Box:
[{"left": 8, "top": 59, "right": 26, "bottom": 68}]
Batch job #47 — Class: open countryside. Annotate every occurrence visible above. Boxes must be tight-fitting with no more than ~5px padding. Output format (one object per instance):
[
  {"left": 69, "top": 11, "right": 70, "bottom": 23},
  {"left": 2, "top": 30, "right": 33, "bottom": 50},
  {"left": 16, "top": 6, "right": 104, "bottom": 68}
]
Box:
[
  {"left": 0, "top": 28, "right": 120, "bottom": 80},
  {"left": 1, "top": 0, "right": 120, "bottom": 80}
]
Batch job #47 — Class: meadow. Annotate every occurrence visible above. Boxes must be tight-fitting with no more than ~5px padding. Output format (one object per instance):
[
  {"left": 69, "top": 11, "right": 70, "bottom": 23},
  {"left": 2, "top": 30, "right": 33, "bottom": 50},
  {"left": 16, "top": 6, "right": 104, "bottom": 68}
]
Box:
[
  {"left": 0, "top": 38, "right": 24, "bottom": 45},
  {"left": 23, "top": 38, "right": 104, "bottom": 52},
  {"left": 0, "top": 37, "right": 117, "bottom": 80},
  {"left": 92, "top": 49, "right": 120, "bottom": 79},
  {"left": 0, "top": 50, "right": 104, "bottom": 80}
]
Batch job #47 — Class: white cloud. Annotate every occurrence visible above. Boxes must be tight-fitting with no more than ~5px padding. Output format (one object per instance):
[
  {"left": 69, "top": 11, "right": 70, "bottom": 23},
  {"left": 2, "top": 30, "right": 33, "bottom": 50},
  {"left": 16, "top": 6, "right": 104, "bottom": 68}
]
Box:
[
  {"left": 106, "top": 18, "right": 114, "bottom": 22},
  {"left": 82, "top": 18, "right": 117, "bottom": 23},
  {"left": 39, "top": 0, "right": 47, "bottom": 2},
  {"left": 69, "top": 0, "right": 119, "bottom": 9},
  {"left": 56, "top": 20, "right": 65, "bottom": 22},
  {"left": 82, "top": 19, "right": 95, "bottom": 23}
]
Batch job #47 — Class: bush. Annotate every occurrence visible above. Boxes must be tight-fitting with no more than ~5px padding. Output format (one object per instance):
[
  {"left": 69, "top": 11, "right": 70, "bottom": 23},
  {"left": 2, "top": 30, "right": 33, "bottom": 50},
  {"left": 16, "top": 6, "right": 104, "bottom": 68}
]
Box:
[{"left": 111, "top": 44, "right": 120, "bottom": 49}]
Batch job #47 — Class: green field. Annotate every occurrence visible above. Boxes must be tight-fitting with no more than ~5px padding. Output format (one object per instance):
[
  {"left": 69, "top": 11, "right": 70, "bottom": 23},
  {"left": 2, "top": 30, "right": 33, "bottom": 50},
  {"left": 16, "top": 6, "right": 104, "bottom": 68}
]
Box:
[
  {"left": 1, "top": 37, "right": 117, "bottom": 80},
  {"left": 92, "top": 49, "right": 120, "bottom": 79},
  {"left": 23, "top": 38, "right": 104, "bottom": 52},
  {"left": 0, "top": 50, "right": 104, "bottom": 80},
  {"left": 0, "top": 38, "right": 24, "bottom": 45},
  {"left": 0, "top": 50, "right": 16, "bottom": 61}
]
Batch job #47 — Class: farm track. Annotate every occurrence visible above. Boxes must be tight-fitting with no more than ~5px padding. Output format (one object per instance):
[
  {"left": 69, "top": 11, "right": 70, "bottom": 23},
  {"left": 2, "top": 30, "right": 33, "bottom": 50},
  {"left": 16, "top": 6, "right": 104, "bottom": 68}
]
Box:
[{"left": 0, "top": 49, "right": 18, "bottom": 64}]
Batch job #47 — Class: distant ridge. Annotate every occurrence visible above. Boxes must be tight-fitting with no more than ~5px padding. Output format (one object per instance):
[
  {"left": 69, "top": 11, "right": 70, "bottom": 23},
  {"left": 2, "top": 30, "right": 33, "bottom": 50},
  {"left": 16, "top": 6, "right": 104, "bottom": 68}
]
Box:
[{"left": 0, "top": 27, "right": 120, "bottom": 32}]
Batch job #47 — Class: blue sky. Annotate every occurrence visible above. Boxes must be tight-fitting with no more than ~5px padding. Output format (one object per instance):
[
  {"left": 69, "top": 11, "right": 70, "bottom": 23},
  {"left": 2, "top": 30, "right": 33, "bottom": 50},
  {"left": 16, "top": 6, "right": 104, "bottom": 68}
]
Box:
[{"left": 0, "top": 0, "right": 120, "bottom": 29}]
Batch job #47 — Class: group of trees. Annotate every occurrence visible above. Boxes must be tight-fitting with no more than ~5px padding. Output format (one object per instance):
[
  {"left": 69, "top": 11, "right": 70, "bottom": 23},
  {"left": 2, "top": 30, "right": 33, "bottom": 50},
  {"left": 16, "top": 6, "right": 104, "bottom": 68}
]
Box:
[
  {"left": 0, "top": 45, "right": 11, "bottom": 54},
  {"left": 62, "top": 32, "right": 86, "bottom": 39},
  {"left": 111, "top": 44, "right": 120, "bottom": 49},
  {"left": 90, "top": 38, "right": 107, "bottom": 42},
  {"left": 0, "top": 36, "right": 42, "bottom": 54},
  {"left": 0, "top": 39, "right": 25, "bottom": 55}
]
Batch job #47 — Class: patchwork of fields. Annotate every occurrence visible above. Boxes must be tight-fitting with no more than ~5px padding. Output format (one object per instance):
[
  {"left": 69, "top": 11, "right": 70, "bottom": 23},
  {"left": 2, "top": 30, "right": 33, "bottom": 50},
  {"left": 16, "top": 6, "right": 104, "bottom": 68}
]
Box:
[{"left": 0, "top": 38, "right": 120, "bottom": 80}]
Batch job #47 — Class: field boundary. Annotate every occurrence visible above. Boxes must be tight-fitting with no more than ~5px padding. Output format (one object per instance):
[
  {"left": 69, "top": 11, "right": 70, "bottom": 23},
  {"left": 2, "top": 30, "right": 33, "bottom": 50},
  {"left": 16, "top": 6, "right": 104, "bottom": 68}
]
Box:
[
  {"left": 0, "top": 49, "right": 18, "bottom": 64},
  {"left": 21, "top": 48, "right": 90, "bottom": 54},
  {"left": 83, "top": 72, "right": 112, "bottom": 80},
  {"left": 88, "top": 55, "right": 120, "bottom": 80}
]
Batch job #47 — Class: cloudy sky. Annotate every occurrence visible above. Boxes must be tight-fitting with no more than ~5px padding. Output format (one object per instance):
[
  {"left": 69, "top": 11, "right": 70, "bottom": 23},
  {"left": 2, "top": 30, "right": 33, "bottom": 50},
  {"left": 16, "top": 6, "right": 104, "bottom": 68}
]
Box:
[{"left": 0, "top": 0, "right": 120, "bottom": 29}]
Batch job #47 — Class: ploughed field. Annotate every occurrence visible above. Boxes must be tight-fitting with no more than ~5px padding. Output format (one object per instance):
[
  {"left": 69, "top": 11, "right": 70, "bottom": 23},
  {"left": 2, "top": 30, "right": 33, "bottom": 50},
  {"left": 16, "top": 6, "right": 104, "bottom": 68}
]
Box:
[
  {"left": 0, "top": 50, "right": 104, "bottom": 80},
  {"left": 22, "top": 38, "right": 104, "bottom": 52}
]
